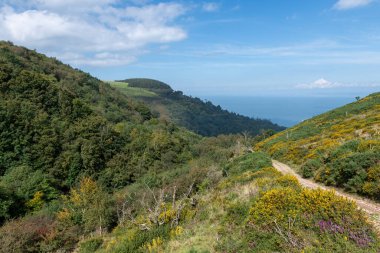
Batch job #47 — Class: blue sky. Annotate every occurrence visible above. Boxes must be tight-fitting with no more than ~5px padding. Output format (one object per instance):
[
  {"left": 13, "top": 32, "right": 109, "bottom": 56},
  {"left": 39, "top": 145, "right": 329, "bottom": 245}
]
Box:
[{"left": 1, "top": 0, "right": 380, "bottom": 96}]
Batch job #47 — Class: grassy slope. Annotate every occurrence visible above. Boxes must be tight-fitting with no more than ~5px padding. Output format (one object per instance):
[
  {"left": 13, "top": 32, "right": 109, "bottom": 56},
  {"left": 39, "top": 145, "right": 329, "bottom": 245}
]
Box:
[
  {"left": 256, "top": 92, "right": 380, "bottom": 199},
  {"left": 108, "top": 81, "right": 157, "bottom": 98}
]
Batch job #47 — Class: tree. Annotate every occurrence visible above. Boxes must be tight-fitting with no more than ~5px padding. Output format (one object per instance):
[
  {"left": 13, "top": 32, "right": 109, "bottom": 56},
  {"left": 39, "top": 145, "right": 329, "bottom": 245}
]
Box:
[
  {"left": 0, "top": 186, "right": 17, "bottom": 224},
  {"left": 58, "top": 178, "right": 115, "bottom": 235}
]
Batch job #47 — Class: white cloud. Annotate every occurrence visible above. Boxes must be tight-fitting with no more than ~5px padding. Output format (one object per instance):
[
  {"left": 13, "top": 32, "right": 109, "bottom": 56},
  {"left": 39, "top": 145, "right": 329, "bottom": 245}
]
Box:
[
  {"left": 296, "top": 78, "right": 380, "bottom": 89},
  {"left": 202, "top": 2, "right": 219, "bottom": 12},
  {"left": 124, "top": 3, "right": 186, "bottom": 24},
  {"left": 2, "top": 10, "right": 85, "bottom": 42},
  {"left": 0, "top": 1, "right": 187, "bottom": 66},
  {"left": 334, "top": 0, "right": 373, "bottom": 10},
  {"left": 297, "top": 78, "right": 337, "bottom": 89}
]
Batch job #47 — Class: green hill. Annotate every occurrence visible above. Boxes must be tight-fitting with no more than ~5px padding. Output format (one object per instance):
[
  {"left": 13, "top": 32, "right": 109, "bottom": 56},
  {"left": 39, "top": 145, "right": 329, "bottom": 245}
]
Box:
[
  {"left": 108, "top": 81, "right": 158, "bottom": 98},
  {"left": 0, "top": 42, "right": 378, "bottom": 253},
  {"left": 111, "top": 78, "right": 285, "bottom": 136},
  {"left": 118, "top": 78, "right": 173, "bottom": 94},
  {"left": 0, "top": 41, "right": 197, "bottom": 220},
  {"left": 256, "top": 92, "right": 380, "bottom": 199}
]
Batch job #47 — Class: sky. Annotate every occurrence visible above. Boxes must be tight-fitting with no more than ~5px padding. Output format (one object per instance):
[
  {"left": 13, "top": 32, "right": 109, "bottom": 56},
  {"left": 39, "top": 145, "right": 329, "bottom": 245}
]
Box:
[{"left": 0, "top": 0, "right": 380, "bottom": 96}]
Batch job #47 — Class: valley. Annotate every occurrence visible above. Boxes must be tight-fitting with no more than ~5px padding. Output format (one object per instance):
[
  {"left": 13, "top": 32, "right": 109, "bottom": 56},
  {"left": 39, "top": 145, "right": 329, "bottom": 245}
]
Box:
[
  {"left": 0, "top": 42, "right": 379, "bottom": 252},
  {"left": 1, "top": 0, "right": 380, "bottom": 252}
]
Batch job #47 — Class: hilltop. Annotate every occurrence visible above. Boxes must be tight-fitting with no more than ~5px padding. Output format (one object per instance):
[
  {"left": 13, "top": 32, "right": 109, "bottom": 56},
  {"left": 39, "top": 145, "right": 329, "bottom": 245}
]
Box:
[
  {"left": 110, "top": 78, "right": 285, "bottom": 136},
  {"left": 256, "top": 92, "right": 380, "bottom": 199}
]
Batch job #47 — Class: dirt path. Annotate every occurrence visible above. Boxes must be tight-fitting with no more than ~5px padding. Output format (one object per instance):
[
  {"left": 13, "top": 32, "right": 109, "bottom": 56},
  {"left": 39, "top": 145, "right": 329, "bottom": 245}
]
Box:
[{"left": 272, "top": 160, "right": 380, "bottom": 232}]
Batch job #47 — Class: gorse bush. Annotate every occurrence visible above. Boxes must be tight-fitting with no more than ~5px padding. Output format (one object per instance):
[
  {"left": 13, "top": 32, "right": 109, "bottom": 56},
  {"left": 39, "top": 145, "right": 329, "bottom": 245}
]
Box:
[
  {"left": 257, "top": 92, "right": 380, "bottom": 199},
  {"left": 248, "top": 187, "right": 377, "bottom": 251},
  {"left": 315, "top": 150, "right": 380, "bottom": 198},
  {"left": 362, "top": 165, "right": 380, "bottom": 199},
  {"left": 214, "top": 153, "right": 379, "bottom": 252},
  {"left": 301, "top": 158, "right": 322, "bottom": 178}
]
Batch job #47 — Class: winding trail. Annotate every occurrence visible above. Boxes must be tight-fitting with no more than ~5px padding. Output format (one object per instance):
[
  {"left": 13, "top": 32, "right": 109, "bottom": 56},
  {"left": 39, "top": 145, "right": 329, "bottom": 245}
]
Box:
[{"left": 272, "top": 160, "right": 380, "bottom": 233}]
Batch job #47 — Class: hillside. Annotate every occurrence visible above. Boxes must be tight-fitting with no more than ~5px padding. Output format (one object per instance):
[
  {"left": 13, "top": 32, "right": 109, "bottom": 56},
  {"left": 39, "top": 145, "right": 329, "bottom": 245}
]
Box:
[
  {"left": 256, "top": 92, "right": 380, "bottom": 200},
  {"left": 110, "top": 79, "right": 285, "bottom": 136},
  {"left": 0, "top": 41, "right": 198, "bottom": 221},
  {"left": 80, "top": 152, "right": 379, "bottom": 253},
  {"left": 0, "top": 42, "right": 379, "bottom": 253}
]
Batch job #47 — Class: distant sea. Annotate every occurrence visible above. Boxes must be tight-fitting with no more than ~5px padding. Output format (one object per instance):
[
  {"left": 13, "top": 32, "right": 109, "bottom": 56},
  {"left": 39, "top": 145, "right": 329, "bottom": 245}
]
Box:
[{"left": 203, "top": 96, "right": 356, "bottom": 127}]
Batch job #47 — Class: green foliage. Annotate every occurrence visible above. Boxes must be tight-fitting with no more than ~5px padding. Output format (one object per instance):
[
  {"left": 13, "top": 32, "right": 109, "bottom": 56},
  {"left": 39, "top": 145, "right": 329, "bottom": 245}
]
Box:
[
  {"left": 214, "top": 153, "right": 379, "bottom": 253},
  {"left": 107, "top": 225, "right": 171, "bottom": 253},
  {"left": 79, "top": 238, "right": 103, "bottom": 253},
  {"left": 0, "top": 186, "right": 18, "bottom": 224},
  {"left": 187, "top": 249, "right": 210, "bottom": 253},
  {"left": 58, "top": 178, "right": 115, "bottom": 234},
  {"left": 0, "top": 214, "right": 56, "bottom": 253},
  {"left": 26, "top": 191, "right": 45, "bottom": 212},
  {"left": 248, "top": 186, "right": 378, "bottom": 252},
  {"left": 301, "top": 159, "right": 322, "bottom": 178},
  {"left": 225, "top": 201, "right": 250, "bottom": 225},
  {"left": 117, "top": 78, "right": 173, "bottom": 95},
  {"left": 108, "top": 81, "right": 158, "bottom": 97},
  {"left": 224, "top": 152, "right": 272, "bottom": 175},
  {"left": 0, "top": 42, "right": 378, "bottom": 253},
  {"left": 0, "top": 41, "right": 198, "bottom": 222},
  {"left": 1, "top": 166, "right": 58, "bottom": 202},
  {"left": 0, "top": 166, "right": 58, "bottom": 217},
  {"left": 317, "top": 151, "right": 380, "bottom": 196},
  {"left": 113, "top": 79, "right": 285, "bottom": 137},
  {"left": 66, "top": 144, "right": 378, "bottom": 253},
  {"left": 257, "top": 92, "right": 380, "bottom": 199},
  {"left": 362, "top": 165, "right": 380, "bottom": 198}
]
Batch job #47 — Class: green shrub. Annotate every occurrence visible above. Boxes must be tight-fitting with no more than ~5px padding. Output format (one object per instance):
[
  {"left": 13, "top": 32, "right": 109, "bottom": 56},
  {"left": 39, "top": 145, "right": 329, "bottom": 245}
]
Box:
[
  {"left": 187, "top": 248, "right": 210, "bottom": 253},
  {"left": 248, "top": 187, "right": 378, "bottom": 250},
  {"left": 327, "top": 151, "right": 379, "bottom": 192},
  {"left": 224, "top": 152, "right": 272, "bottom": 175},
  {"left": 225, "top": 202, "right": 250, "bottom": 225},
  {"left": 0, "top": 214, "right": 56, "bottom": 253},
  {"left": 329, "top": 140, "right": 359, "bottom": 158},
  {"left": 301, "top": 159, "right": 322, "bottom": 178},
  {"left": 113, "top": 224, "right": 171, "bottom": 253},
  {"left": 79, "top": 238, "right": 103, "bottom": 253}
]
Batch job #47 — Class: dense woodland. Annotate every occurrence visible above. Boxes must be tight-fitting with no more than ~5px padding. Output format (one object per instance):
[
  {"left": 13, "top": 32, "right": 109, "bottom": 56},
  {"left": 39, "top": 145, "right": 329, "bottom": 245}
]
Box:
[
  {"left": 113, "top": 78, "right": 285, "bottom": 136},
  {"left": 0, "top": 41, "right": 198, "bottom": 222},
  {"left": 0, "top": 42, "right": 379, "bottom": 252}
]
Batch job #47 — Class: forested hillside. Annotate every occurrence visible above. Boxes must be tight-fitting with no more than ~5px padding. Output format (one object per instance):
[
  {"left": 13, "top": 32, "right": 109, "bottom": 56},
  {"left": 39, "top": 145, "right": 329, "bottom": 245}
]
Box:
[
  {"left": 256, "top": 92, "right": 380, "bottom": 199},
  {"left": 111, "top": 79, "right": 285, "bottom": 136},
  {"left": 0, "top": 42, "right": 378, "bottom": 253},
  {"left": 0, "top": 41, "right": 197, "bottom": 223}
]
